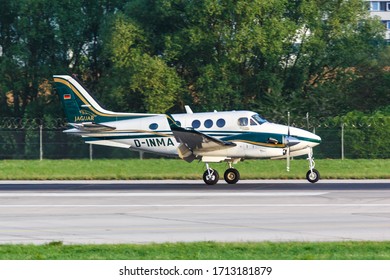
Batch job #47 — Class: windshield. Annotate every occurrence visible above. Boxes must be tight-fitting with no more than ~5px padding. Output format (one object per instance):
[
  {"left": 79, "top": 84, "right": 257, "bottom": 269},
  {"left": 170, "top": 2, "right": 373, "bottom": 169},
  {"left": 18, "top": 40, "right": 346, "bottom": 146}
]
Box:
[{"left": 252, "top": 114, "right": 268, "bottom": 125}]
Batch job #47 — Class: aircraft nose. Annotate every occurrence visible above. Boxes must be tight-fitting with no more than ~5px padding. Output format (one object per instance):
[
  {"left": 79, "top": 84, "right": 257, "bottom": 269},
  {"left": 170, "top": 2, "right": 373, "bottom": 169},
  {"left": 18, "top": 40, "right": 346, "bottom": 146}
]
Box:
[
  {"left": 309, "top": 132, "right": 321, "bottom": 146},
  {"left": 290, "top": 127, "right": 321, "bottom": 147}
]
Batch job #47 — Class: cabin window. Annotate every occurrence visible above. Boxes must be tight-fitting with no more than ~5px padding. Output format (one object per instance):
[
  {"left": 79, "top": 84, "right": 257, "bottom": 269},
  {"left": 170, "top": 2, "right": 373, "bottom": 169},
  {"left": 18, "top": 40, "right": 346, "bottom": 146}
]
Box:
[
  {"left": 216, "top": 118, "right": 226, "bottom": 128},
  {"left": 238, "top": 117, "right": 248, "bottom": 126},
  {"left": 204, "top": 119, "right": 213, "bottom": 128},
  {"left": 192, "top": 120, "right": 201, "bottom": 129},
  {"left": 149, "top": 123, "right": 158, "bottom": 130}
]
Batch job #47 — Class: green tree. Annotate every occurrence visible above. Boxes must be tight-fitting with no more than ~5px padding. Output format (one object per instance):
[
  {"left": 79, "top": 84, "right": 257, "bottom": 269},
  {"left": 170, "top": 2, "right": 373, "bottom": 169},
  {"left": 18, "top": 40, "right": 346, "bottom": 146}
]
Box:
[
  {"left": 0, "top": 0, "right": 127, "bottom": 119},
  {"left": 101, "top": 13, "right": 183, "bottom": 113},
  {"left": 345, "top": 47, "right": 390, "bottom": 113},
  {"left": 0, "top": 0, "right": 126, "bottom": 158},
  {"left": 122, "top": 0, "right": 385, "bottom": 119},
  {"left": 0, "top": 0, "right": 24, "bottom": 118},
  {"left": 280, "top": 0, "right": 386, "bottom": 118},
  {"left": 124, "top": 0, "right": 296, "bottom": 112}
]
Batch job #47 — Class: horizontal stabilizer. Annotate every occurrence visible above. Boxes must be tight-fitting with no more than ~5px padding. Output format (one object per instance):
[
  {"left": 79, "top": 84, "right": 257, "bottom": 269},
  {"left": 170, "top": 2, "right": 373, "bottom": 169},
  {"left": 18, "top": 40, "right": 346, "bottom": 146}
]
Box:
[
  {"left": 70, "top": 122, "right": 116, "bottom": 132},
  {"left": 85, "top": 140, "right": 131, "bottom": 149}
]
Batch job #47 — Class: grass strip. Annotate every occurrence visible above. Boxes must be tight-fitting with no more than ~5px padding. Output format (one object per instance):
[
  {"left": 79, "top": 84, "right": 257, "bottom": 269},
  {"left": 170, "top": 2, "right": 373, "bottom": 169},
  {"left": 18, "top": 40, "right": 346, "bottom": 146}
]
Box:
[
  {"left": 1, "top": 241, "right": 390, "bottom": 260},
  {"left": 0, "top": 159, "right": 389, "bottom": 180}
]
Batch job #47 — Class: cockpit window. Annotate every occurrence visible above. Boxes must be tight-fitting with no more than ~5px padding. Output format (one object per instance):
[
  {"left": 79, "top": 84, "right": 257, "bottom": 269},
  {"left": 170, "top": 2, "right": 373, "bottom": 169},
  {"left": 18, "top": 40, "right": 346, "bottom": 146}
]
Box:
[
  {"left": 250, "top": 119, "right": 257, "bottom": 126},
  {"left": 238, "top": 117, "right": 248, "bottom": 126},
  {"left": 252, "top": 114, "right": 267, "bottom": 125}
]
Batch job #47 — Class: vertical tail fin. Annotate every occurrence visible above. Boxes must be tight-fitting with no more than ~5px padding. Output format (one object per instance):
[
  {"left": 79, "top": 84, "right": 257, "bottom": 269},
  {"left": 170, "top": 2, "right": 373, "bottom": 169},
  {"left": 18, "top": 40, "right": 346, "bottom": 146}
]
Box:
[{"left": 53, "top": 75, "right": 154, "bottom": 123}]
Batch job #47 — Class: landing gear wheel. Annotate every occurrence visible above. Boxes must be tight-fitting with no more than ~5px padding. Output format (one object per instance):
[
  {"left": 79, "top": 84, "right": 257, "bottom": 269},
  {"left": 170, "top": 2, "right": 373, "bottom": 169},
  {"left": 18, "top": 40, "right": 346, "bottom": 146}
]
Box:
[
  {"left": 224, "top": 168, "right": 240, "bottom": 184},
  {"left": 306, "top": 169, "right": 320, "bottom": 183},
  {"left": 203, "top": 169, "right": 219, "bottom": 185}
]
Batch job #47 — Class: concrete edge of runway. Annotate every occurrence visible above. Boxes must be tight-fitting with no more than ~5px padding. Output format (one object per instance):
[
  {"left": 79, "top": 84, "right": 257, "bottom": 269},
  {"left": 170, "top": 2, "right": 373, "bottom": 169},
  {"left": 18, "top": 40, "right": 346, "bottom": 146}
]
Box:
[{"left": 0, "top": 179, "right": 389, "bottom": 185}]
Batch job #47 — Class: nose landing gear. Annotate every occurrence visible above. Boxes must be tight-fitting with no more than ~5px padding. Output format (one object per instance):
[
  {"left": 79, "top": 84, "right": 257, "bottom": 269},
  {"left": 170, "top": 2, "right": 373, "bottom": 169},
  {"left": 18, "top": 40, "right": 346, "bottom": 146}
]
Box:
[{"left": 306, "top": 147, "right": 320, "bottom": 183}]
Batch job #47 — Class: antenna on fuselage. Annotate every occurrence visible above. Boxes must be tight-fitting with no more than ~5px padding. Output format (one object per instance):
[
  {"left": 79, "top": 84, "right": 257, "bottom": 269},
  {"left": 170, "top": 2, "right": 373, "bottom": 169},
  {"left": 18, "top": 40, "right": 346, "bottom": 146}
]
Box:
[{"left": 185, "top": 105, "right": 193, "bottom": 114}]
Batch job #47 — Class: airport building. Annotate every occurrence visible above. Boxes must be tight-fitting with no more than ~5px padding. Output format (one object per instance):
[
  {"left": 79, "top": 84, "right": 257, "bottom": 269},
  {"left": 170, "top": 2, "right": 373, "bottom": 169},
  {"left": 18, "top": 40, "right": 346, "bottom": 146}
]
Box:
[{"left": 368, "top": 1, "right": 390, "bottom": 41}]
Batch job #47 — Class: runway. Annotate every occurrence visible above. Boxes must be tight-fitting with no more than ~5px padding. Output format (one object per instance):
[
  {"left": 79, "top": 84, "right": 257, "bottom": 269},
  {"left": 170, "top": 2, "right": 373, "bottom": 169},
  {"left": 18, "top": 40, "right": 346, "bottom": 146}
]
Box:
[{"left": 0, "top": 180, "right": 390, "bottom": 244}]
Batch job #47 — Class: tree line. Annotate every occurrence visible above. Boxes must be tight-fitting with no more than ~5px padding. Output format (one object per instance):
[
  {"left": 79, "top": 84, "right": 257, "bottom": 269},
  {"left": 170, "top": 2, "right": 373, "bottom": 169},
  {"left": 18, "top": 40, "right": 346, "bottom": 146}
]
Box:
[{"left": 0, "top": 0, "right": 389, "bottom": 158}]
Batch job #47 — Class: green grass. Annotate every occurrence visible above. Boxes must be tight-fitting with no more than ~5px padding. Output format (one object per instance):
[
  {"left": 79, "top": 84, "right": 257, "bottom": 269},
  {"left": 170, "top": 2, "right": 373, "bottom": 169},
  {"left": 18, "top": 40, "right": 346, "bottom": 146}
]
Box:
[
  {"left": 0, "top": 158, "right": 389, "bottom": 180},
  {"left": 1, "top": 241, "right": 390, "bottom": 260}
]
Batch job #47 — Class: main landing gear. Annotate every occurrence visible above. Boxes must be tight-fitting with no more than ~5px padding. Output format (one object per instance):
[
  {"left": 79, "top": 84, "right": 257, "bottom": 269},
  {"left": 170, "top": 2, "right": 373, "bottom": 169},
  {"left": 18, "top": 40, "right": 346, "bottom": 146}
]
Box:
[
  {"left": 306, "top": 147, "right": 320, "bottom": 183},
  {"left": 203, "top": 163, "right": 240, "bottom": 185}
]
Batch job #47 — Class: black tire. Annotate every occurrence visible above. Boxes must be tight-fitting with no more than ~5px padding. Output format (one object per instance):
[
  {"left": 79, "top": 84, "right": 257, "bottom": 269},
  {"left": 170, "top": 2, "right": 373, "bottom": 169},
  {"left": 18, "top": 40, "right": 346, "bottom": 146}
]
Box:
[
  {"left": 203, "top": 169, "right": 219, "bottom": 185},
  {"left": 224, "top": 168, "right": 240, "bottom": 184},
  {"left": 306, "top": 169, "right": 320, "bottom": 183}
]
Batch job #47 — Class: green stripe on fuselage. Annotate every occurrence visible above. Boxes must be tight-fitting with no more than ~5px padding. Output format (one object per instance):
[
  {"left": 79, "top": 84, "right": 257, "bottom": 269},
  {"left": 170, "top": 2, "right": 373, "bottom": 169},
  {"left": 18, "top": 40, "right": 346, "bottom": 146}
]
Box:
[
  {"left": 221, "top": 132, "right": 320, "bottom": 147},
  {"left": 222, "top": 132, "right": 284, "bottom": 145}
]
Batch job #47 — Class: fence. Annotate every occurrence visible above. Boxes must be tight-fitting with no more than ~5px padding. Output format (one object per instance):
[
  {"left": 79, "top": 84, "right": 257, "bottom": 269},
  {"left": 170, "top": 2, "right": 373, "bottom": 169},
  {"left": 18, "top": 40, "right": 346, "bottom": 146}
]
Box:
[
  {"left": 0, "top": 117, "right": 142, "bottom": 160},
  {"left": 0, "top": 117, "right": 389, "bottom": 160}
]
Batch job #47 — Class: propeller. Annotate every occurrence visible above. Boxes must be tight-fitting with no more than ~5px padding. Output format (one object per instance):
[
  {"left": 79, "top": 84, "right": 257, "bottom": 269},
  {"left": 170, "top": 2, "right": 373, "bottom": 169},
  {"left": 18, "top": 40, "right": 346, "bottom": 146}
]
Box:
[{"left": 286, "top": 111, "right": 290, "bottom": 172}]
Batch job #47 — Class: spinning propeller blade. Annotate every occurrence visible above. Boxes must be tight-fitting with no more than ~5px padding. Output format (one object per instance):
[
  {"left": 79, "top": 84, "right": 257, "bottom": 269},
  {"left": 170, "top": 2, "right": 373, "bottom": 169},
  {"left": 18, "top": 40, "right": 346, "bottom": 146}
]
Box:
[{"left": 286, "top": 111, "right": 290, "bottom": 172}]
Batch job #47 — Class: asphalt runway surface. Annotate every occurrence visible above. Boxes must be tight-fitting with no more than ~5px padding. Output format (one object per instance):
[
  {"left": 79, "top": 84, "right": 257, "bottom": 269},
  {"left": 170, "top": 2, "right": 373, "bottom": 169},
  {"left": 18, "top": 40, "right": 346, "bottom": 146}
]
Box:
[{"left": 0, "top": 180, "right": 390, "bottom": 244}]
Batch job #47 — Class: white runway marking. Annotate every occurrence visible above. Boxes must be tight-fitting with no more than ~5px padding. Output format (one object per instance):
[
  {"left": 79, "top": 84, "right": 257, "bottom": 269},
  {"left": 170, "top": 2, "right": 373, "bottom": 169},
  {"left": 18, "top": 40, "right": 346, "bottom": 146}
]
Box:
[
  {"left": 0, "top": 192, "right": 327, "bottom": 197},
  {"left": 1, "top": 204, "right": 390, "bottom": 207}
]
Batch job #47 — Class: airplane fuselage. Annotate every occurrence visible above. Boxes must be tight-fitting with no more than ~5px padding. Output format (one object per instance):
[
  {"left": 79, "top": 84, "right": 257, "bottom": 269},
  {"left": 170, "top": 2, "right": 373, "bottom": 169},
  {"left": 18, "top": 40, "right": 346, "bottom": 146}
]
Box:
[{"left": 67, "top": 110, "right": 320, "bottom": 162}]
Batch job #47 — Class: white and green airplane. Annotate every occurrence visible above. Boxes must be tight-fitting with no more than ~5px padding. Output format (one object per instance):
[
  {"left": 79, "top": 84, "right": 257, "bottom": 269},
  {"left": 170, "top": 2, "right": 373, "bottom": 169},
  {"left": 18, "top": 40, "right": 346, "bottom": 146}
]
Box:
[{"left": 53, "top": 75, "right": 321, "bottom": 185}]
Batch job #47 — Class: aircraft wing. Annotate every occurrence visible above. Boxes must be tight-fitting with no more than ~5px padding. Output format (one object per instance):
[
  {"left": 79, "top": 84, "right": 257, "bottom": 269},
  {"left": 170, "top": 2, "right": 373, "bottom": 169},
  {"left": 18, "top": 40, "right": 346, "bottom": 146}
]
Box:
[{"left": 167, "top": 115, "right": 236, "bottom": 162}]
